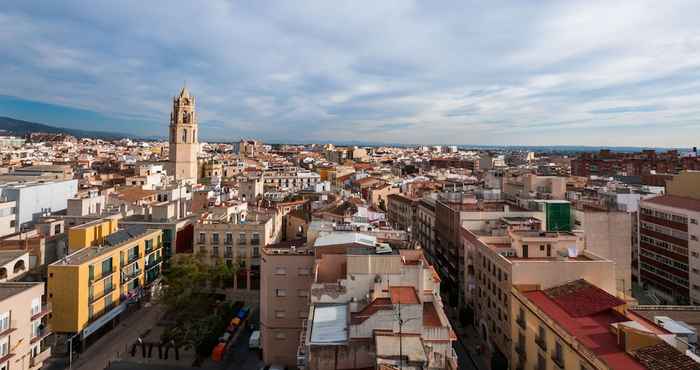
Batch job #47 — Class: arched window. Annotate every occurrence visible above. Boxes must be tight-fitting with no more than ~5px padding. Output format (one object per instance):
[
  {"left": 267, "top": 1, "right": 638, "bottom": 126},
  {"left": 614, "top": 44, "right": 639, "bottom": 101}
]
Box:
[
  {"left": 13, "top": 260, "right": 25, "bottom": 274},
  {"left": 182, "top": 129, "right": 187, "bottom": 143}
]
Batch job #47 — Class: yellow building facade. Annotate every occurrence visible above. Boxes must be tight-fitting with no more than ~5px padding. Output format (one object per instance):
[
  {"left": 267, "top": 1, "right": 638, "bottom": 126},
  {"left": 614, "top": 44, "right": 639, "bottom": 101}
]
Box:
[
  {"left": 48, "top": 227, "right": 163, "bottom": 335},
  {"left": 67, "top": 217, "right": 119, "bottom": 253}
]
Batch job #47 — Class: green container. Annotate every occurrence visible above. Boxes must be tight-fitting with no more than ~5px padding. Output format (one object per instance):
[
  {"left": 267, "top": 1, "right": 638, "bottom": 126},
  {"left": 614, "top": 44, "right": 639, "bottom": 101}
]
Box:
[{"left": 545, "top": 202, "right": 571, "bottom": 232}]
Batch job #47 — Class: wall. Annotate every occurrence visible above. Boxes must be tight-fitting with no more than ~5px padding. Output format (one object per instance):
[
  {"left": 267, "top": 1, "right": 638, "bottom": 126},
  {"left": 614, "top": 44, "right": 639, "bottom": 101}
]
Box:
[
  {"left": 0, "top": 180, "right": 78, "bottom": 229},
  {"left": 584, "top": 211, "right": 633, "bottom": 296}
]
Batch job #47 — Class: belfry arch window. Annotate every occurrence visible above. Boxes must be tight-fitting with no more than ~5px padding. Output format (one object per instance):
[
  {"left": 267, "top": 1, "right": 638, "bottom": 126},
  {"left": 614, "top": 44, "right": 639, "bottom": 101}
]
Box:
[{"left": 182, "top": 129, "right": 187, "bottom": 143}]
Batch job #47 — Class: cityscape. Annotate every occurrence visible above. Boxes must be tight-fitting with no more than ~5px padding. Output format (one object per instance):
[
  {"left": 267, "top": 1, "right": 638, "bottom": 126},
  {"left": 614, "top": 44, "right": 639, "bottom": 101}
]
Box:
[{"left": 2, "top": 2, "right": 700, "bottom": 370}]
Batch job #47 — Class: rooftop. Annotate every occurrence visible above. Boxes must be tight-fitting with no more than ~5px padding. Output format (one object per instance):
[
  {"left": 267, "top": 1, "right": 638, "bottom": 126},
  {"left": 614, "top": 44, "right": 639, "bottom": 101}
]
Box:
[
  {"left": 390, "top": 286, "right": 420, "bottom": 305},
  {"left": 643, "top": 194, "right": 700, "bottom": 212},
  {"left": 0, "top": 282, "right": 42, "bottom": 301},
  {"left": 54, "top": 226, "right": 158, "bottom": 265},
  {"left": 632, "top": 342, "right": 700, "bottom": 370},
  {"left": 309, "top": 304, "right": 348, "bottom": 344},
  {"left": 0, "top": 250, "right": 27, "bottom": 266}
]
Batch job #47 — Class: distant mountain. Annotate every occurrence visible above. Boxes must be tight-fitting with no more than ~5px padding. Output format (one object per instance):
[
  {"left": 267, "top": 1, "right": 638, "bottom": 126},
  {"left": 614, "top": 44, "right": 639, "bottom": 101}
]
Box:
[{"left": 0, "top": 116, "right": 133, "bottom": 140}]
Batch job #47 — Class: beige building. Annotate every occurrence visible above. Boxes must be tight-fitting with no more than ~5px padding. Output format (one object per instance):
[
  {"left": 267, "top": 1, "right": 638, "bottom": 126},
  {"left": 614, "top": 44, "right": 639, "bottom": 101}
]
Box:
[
  {"left": 0, "top": 282, "right": 52, "bottom": 370},
  {"left": 194, "top": 205, "right": 282, "bottom": 291},
  {"left": 297, "top": 241, "right": 458, "bottom": 370},
  {"left": 169, "top": 86, "right": 199, "bottom": 182},
  {"left": 0, "top": 201, "right": 16, "bottom": 238},
  {"left": 260, "top": 243, "right": 315, "bottom": 367},
  {"left": 387, "top": 193, "right": 416, "bottom": 231},
  {"left": 502, "top": 173, "right": 567, "bottom": 203},
  {"left": 465, "top": 217, "right": 619, "bottom": 368}
]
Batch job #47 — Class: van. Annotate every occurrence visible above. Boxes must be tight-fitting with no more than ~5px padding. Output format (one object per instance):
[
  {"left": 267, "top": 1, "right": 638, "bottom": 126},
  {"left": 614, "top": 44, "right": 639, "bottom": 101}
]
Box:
[{"left": 249, "top": 330, "right": 261, "bottom": 349}]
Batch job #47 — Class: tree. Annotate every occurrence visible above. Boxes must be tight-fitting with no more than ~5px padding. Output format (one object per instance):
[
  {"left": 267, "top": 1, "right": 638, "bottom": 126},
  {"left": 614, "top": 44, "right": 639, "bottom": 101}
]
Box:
[{"left": 158, "top": 254, "right": 238, "bottom": 356}]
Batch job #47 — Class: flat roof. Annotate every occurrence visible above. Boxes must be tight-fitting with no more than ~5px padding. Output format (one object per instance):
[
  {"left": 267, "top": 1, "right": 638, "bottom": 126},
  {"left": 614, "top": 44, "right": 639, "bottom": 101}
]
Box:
[
  {"left": 390, "top": 286, "right": 419, "bottom": 305},
  {"left": 54, "top": 227, "right": 159, "bottom": 265},
  {"left": 643, "top": 194, "right": 700, "bottom": 212},
  {"left": 0, "top": 250, "right": 26, "bottom": 266},
  {"left": 310, "top": 304, "right": 348, "bottom": 344},
  {"left": 0, "top": 282, "right": 41, "bottom": 301}
]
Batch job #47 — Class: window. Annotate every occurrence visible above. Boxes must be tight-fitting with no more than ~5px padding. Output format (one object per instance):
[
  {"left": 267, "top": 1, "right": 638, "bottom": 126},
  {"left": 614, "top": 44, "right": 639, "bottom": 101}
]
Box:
[
  {"left": 0, "top": 337, "right": 7, "bottom": 357},
  {"left": 275, "top": 310, "right": 286, "bottom": 318},
  {"left": 522, "top": 245, "right": 529, "bottom": 258},
  {"left": 54, "top": 224, "right": 62, "bottom": 234},
  {"left": 238, "top": 233, "right": 246, "bottom": 245},
  {"left": 252, "top": 247, "right": 260, "bottom": 258},
  {"left": 31, "top": 297, "right": 41, "bottom": 317},
  {"left": 692, "top": 219, "right": 698, "bottom": 225},
  {"left": 275, "top": 289, "right": 287, "bottom": 297},
  {"left": 225, "top": 233, "right": 233, "bottom": 245},
  {"left": 251, "top": 233, "right": 260, "bottom": 245},
  {"left": 198, "top": 233, "right": 206, "bottom": 244},
  {"left": 31, "top": 320, "right": 41, "bottom": 338},
  {"left": 212, "top": 233, "right": 220, "bottom": 245},
  {"left": 274, "top": 267, "right": 287, "bottom": 276},
  {"left": 0, "top": 312, "right": 8, "bottom": 332},
  {"left": 102, "top": 258, "right": 113, "bottom": 275},
  {"left": 553, "top": 341, "right": 564, "bottom": 367},
  {"left": 537, "top": 354, "right": 545, "bottom": 370},
  {"left": 298, "top": 267, "right": 310, "bottom": 276}
]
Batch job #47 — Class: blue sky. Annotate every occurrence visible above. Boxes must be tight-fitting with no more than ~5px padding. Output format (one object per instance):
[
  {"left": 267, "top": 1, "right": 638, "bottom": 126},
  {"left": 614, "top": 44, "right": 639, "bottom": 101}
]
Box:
[{"left": 1, "top": 1, "right": 700, "bottom": 146}]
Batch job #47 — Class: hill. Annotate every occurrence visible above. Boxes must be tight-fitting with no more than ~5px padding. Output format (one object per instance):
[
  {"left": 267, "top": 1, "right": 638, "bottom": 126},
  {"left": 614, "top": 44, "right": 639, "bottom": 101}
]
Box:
[{"left": 0, "top": 116, "right": 132, "bottom": 140}]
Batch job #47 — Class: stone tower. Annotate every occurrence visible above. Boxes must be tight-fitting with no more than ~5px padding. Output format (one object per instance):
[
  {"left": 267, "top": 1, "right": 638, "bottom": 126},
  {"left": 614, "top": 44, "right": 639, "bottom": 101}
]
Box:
[{"left": 169, "top": 86, "right": 199, "bottom": 181}]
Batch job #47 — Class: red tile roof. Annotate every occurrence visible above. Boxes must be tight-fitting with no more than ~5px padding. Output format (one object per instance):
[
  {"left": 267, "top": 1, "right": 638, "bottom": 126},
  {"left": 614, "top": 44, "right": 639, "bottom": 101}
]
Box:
[
  {"left": 632, "top": 342, "right": 700, "bottom": 370},
  {"left": 351, "top": 298, "right": 392, "bottom": 324},
  {"left": 524, "top": 290, "right": 646, "bottom": 370},
  {"left": 544, "top": 279, "right": 625, "bottom": 317},
  {"left": 390, "top": 286, "right": 420, "bottom": 305},
  {"left": 643, "top": 194, "right": 700, "bottom": 212}
]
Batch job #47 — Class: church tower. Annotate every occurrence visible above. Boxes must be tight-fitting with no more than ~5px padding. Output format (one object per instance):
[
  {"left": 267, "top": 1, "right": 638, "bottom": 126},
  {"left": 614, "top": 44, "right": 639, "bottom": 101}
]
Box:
[{"left": 169, "top": 86, "right": 199, "bottom": 181}]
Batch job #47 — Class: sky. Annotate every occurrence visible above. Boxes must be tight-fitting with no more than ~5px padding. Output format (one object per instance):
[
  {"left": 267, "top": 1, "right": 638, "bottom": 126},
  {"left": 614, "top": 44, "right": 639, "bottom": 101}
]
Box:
[{"left": 1, "top": 1, "right": 700, "bottom": 146}]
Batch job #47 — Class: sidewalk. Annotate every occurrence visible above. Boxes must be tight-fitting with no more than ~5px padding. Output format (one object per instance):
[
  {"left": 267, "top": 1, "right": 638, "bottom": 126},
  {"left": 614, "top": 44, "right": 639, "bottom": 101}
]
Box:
[{"left": 71, "top": 303, "right": 165, "bottom": 370}]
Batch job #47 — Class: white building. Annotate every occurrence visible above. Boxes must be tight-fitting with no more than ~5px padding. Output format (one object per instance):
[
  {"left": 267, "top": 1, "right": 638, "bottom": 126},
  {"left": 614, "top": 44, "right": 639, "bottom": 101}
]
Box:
[{"left": 0, "top": 180, "right": 78, "bottom": 231}]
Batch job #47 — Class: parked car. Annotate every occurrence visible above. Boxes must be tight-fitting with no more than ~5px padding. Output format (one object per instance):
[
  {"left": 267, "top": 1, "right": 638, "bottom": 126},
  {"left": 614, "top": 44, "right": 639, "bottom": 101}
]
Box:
[{"left": 249, "top": 330, "right": 261, "bottom": 349}]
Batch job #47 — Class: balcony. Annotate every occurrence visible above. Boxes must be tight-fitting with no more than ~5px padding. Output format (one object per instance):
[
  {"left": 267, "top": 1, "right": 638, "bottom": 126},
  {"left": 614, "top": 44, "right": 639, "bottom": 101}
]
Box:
[
  {"left": 30, "top": 325, "right": 52, "bottom": 344},
  {"left": 89, "top": 269, "right": 115, "bottom": 284},
  {"left": 89, "top": 285, "right": 115, "bottom": 303},
  {"left": 121, "top": 269, "right": 141, "bottom": 284},
  {"left": 0, "top": 320, "right": 17, "bottom": 338},
  {"left": 535, "top": 336, "right": 546, "bottom": 351},
  {"left": 31, "top": 303, "right": 52, "bottom": 321},
  {"left": 250, "top": 239, "right": 260, "bottom": 246},
  {"left": 30, "top": 346, "right": 51, "bottom": 367},
  {"left": 146, "top": 257, "right": 162, "bottom": 270},
  {"left": 551, "top": 354, "right": 564, "bottom": 369}
]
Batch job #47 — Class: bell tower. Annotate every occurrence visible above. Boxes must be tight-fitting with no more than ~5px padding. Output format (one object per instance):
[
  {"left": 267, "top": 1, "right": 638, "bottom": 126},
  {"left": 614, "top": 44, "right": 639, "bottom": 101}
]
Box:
[{"left": 169, "top": 86, "right": 199, "bottom": 181}]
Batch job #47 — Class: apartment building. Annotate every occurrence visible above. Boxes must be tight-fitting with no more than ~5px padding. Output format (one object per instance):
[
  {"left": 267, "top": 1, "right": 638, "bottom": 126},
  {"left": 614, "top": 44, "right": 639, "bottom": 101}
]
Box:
[
  {"left": 260, "top": 242, "right": 315, "bottom": 367},
  {"left": 466, "top": 217, "right": 617, "bottom": 368},
  {"left": 511, "top": 279, "right": 700, "bottom": 370},
  {"left": 0, "top": 201, "right": 16, "bottom": 238},
  {"left": 502, "top": 173, "right": 567, "bottom": 203},
  {"left": 263, "top": 170, "right": 321, "bottom": 192},
  {"left": 67, "top": 218, "right": 119, "bottom": 254},
  {"left": 387, "top": 193, "right": 417, "bottom": 232},
  {"left": 297, "top": 243, "right": 458, "bottom": 370},
  {"left": 194, "top": 205, "right": 281, "bottom": 291},
  {"left": 416, "top": 195, "right": 437, "bottom": 261},
  {"left": 638, "top": 171, "right": 700, "bottom": 304},
  {"left": 0, "top": 282, "right": 52, "bottom": 370},
  {"left": 434, "top": 193, "right": 542, "bottom": 307},
  {"left": 48, "top": 226, "right": 163, "bottom": 348},
  {"left": 0, "top": 179, "right": 78, "bottom": 231}
]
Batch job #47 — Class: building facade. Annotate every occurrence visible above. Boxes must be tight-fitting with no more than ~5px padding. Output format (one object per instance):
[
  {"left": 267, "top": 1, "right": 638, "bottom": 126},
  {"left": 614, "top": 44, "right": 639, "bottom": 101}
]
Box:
[{"left": 169, "top": 87, "right": 199, "bottom": 182}]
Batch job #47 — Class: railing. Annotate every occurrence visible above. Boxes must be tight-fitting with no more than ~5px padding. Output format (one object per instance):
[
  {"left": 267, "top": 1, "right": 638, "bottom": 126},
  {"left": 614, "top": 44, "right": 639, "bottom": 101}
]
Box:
[
  {"left": 251, "top": 239, "right": 260, "bottom": 246},
  {"left": 125, "top": 253, "right": 139, "bottom": 265},
  {"left": 89, "top": 269, "right": 114, "bottom": 283},
  {"left": 121, "top": 269, "right": 141, "bottom": 284},
  {"left": 30, "top": 325, "right": 52, "bottom": 344},
  {"left": 31, "top": 303, "right": 52, "bottom": 321},
  {"left": 237, "top": 239, "right": 247, "bottom": 245},
  {"left": 146, "top": 257, "right": 162, "bottom": 270},
  {"left": 535, "top": 335, "right": 546, "bottom": 351},
  {"left": 551, "top": 354, "right": 564, "bottom": 369},
  {"left": 0, "top": 320, "right": 17, "bottom": 338},
  {"left": 224, "top": 251, "right": 233, "bottom": 258},
  {"left": 30, "top": 346, "right": 51, "bottom": 367},
  {"left": 89, "top": 285, "right": 115, "bottom": 303}
]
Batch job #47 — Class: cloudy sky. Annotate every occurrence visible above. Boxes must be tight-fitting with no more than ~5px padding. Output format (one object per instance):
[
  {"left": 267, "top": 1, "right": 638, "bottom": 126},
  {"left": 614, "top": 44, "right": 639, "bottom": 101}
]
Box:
[{"left": 1, "top": 1, "right": 700, "bottom": 146}]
